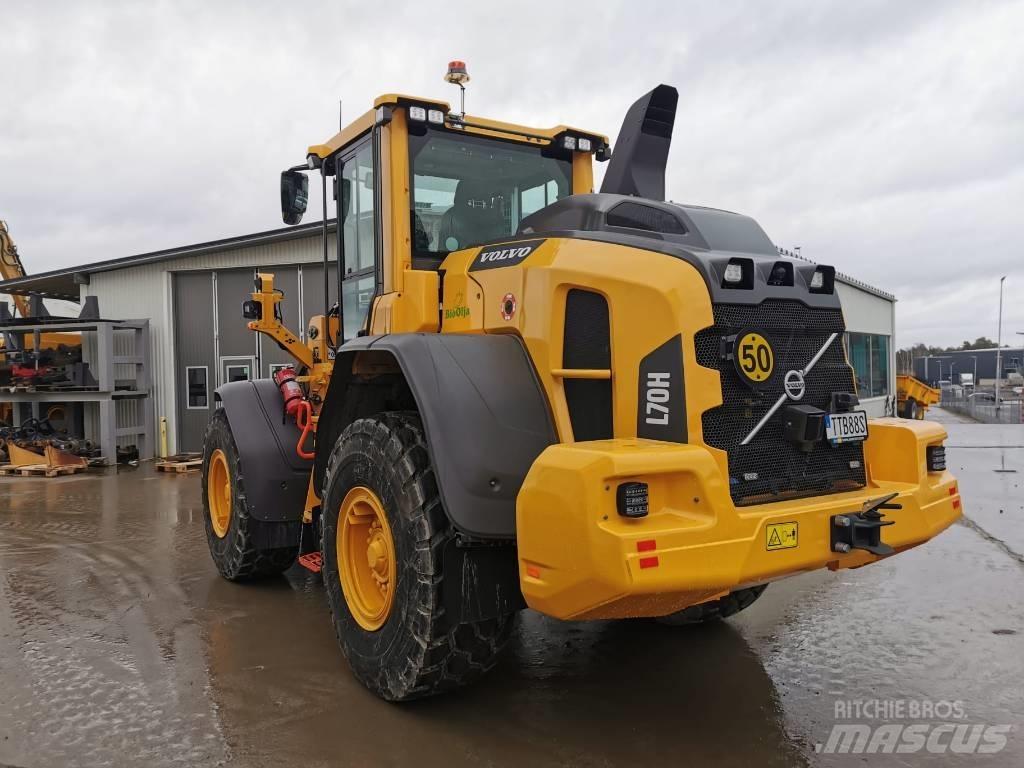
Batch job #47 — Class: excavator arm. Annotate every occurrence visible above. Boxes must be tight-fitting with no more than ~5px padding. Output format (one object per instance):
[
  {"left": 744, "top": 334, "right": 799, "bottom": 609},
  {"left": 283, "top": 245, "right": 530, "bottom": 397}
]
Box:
[{"left": 0, "top": 220, "right": 31, "bottom": 319}]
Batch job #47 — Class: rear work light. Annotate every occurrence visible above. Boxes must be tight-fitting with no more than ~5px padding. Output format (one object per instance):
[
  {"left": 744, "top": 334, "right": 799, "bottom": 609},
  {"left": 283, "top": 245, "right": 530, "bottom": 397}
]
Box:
[
  {"left": 562, "top": 135, "right": 577, "bottom": 151},
  {"left": 927, "top": 445, "right": 947, "bottom": 472},
  {"left": 724, "top": 263, "right": 743, "bottom": 283},
  {"left": 408, "top": 106, "right": 427, "bottom": 121},
  {"left": 577, "top": 137, "right": 592, "bottom": 152},
  {"left": 427, "top": 109, "right": 444, "bottom": 124},
  {"left": 807, "top": 265, "right": 835, "bottom": 294},
  {"left": 719, "top": 257, "right": 754, "bottom": 289},
  {"left": 617, "top": 482, "right": 649, "bottom": 518}
]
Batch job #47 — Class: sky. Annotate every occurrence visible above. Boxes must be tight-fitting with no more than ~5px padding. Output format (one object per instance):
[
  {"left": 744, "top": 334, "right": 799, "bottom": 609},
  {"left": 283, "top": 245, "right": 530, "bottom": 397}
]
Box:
[{"left": 1, "top": 0, "right": 1022, "bottom": 348}]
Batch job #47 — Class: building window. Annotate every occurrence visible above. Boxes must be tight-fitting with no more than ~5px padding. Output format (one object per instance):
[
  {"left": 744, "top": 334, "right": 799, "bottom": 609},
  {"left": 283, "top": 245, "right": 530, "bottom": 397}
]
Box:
[
  {"left": 844, "top": 333, "right": 890, "bottom": 398},
  {"left": 186, "top": 366, "right": 209, "bottom": 409}
]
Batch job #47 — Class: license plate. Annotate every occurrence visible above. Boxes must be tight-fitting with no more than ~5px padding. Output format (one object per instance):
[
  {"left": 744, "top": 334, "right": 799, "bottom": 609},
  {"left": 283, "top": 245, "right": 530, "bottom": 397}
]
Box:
[{"left": 825, "top": 410, "right": 868, "bottom": 445}]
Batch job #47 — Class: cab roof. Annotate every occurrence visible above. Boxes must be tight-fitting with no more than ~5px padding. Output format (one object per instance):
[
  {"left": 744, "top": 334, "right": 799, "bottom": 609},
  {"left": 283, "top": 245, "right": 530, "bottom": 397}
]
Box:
[{"left": 307, "top": 93, "right": 609, "bottom": 160}]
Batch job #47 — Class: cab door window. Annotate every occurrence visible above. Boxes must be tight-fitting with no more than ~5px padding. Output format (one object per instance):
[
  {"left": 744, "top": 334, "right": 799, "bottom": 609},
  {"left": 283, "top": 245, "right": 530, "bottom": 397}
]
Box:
[{"left": 339, "top": 141, "right": 376, "bottom": 340}]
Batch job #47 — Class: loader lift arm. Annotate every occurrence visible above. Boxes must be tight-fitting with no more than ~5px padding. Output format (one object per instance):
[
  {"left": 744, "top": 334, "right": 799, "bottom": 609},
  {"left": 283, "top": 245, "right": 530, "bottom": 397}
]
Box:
[{"left": 242, "top": 272, "right": 315, "bottom": 371}]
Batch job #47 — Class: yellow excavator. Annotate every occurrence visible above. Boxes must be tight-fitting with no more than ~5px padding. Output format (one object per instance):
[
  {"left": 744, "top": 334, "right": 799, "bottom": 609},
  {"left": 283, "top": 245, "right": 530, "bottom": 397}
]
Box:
[
  {"left": 202, "top": 64, "right": 962, "bottom": 701},
  {"left": 0, "top": 221, "right": 32, "bottom": 320},
  {"left": 0, "top": 220, "right": 82, "bottom": 369},
  {"left": 0, "top": 220, "right": 27, "bottom": 425},
  {"left": 1, "top": 220, "right": 87, "bottom": 468}
]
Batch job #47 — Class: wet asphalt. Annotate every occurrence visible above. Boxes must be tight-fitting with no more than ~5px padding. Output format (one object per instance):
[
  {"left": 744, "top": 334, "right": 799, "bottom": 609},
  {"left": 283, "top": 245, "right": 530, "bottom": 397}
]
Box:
[{"left": 0, "top": 408, "right": 1021, "bottom": 767}]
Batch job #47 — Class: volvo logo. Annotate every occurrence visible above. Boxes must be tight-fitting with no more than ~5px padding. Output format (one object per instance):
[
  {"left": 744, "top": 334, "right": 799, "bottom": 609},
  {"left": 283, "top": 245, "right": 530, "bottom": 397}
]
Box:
[
  {"left": 740, "top": 332, "right": 839, "bottom": 446},
  {"left": 784, "top": 370, "right": 806, "bottom": 401}
]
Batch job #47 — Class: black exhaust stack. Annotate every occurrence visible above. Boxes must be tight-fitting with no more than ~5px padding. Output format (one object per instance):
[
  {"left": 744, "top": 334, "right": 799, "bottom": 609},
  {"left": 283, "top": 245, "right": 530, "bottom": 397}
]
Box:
[{"left": 599, "top": 84, "right": 678, "bottom": 201}]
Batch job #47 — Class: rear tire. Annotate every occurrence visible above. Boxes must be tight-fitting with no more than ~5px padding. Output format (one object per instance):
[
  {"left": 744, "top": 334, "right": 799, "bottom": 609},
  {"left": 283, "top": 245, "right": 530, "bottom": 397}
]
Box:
[
  {"left": 202, "top": 409, "right": 298, "bottom": 580},
  {"left": 320, "top": 411, "right": 515, "bottom": 701},
  {"left": 655, "top": 584, "right": 768, "bottom": 626},
  {"left": 903, "top": 399, "right": 919, "bottom": 420}
]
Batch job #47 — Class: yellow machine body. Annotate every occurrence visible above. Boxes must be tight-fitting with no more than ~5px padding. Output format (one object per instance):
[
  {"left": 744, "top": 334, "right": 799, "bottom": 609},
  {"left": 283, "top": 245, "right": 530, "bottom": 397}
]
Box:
[
  {"left": 516, "top": 423, "right": 959, "bottom": 619},
  {"left": 437, "top": 236, "right": 959, "bottom": 619}
]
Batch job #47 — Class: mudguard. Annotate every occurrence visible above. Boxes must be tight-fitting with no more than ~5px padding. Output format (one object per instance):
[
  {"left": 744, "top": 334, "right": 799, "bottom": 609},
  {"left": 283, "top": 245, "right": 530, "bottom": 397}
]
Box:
[
  {"left": 215, "top": 379, "right": 312, "bottom": 522},
  {"left": 316, "top": 333, "right": 557, "bottom": 539}
]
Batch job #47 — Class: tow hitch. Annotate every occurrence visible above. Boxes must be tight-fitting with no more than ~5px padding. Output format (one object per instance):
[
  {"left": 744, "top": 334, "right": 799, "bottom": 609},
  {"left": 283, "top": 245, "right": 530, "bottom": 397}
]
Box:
[{"left": 830, "top": 492, "right": 901, "bottom": 556}]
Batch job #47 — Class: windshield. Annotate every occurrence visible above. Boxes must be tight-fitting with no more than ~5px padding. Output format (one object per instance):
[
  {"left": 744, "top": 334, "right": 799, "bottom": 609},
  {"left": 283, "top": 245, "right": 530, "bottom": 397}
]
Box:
[{"left": 408, "top": 129, "right": 572, "bottom": 260}]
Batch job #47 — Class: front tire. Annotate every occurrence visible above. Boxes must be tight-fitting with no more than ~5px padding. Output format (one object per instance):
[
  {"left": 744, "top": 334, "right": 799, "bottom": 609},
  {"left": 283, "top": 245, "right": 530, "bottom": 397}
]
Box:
[
  {"left": 320, "top": 412, "right": 515, "bottom": 701},
  {"left": 655, "top": 585, "right": 768, "bottom": 626},
  {"left": 202, "top": 409, "right": 298, "bottom": 580}
]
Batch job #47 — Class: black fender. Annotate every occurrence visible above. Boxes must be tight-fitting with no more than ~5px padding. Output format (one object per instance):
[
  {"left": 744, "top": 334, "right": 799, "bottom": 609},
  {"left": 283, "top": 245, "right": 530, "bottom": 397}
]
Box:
[
  {"left": 314, "top": 333, "right": 557, "bottom": 540},
  {"left": 215, "top": 379, "right": 312, "bottom": 523}
]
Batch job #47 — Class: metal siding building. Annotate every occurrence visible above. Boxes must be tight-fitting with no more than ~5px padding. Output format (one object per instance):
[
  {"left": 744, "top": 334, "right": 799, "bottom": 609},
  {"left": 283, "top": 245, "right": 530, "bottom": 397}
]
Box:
[
  {"left": 89, "top": 230, "right": 338, "bottom": 453},
  {"left": 3, "top": 226, "right": 895, "bottom": 455},
  {"left": 777, "top": 249, "right": 897, "bottom": 420},
  {"left": 913, "top": 347, "right": 1024, "bottom": 385},
  {"left": 0, "top": 223, "right": 337, "bottom": 455}
]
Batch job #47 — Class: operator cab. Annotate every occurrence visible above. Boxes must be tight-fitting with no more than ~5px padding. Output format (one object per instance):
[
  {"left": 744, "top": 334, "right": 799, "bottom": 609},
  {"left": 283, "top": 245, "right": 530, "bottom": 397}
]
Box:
[{"left": 279, "top": 63, "right": 608, "bottom": 342}]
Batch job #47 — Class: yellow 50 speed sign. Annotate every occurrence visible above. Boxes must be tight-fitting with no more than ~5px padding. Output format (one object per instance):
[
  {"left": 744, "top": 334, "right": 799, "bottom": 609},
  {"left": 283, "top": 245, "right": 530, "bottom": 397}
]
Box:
[{"left": 734, "top": 331, "right": 774, "bottom": 385}]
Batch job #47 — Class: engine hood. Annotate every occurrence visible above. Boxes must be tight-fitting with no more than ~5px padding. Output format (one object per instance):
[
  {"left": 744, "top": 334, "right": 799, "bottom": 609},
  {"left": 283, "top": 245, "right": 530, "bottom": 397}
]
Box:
[{"left": 517, "top": 193, "right": 841, "bottom": 309}]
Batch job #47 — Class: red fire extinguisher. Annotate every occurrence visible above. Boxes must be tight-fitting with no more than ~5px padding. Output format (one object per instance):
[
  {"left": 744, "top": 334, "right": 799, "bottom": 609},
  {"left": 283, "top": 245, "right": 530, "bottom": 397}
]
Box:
[
  {"left": 273, "top": 366, "right": 304, "bottom": 418},
  {"left": 273, "top": 367, "right": 315, "bottom": 459}
]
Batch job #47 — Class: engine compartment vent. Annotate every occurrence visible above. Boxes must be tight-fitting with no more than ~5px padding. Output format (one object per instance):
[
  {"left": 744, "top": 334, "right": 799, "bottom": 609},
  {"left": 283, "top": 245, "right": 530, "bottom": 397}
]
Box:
[
  {"left": 563, "top": 289, "right": 613, "bottom": 441},
  {"left": 606, "top": 202, "right": 687, "bottom": 235}
]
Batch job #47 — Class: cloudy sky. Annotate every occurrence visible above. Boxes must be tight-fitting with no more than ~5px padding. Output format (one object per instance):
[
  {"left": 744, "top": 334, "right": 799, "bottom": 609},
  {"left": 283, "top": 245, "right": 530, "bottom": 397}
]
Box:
[{"left": 2, "top": 0, "right": 1022, "bottom": 347}]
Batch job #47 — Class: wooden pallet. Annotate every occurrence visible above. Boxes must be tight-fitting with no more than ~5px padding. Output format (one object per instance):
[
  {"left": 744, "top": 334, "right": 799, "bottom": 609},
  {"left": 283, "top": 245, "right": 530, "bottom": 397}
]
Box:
[
  {"left": 0, "top": 463, "right": 88, "bottom": 478},
  {"left": 155, "top": 456, "right": 202, "bottom": 474}
]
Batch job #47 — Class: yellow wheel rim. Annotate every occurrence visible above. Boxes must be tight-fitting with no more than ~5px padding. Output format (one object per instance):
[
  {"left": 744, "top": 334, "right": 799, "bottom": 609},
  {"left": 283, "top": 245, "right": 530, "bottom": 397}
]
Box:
[
  {"left": 208, "top": 449, "right": 232, "bottom": 539},
  {"left": 338, "top": 486, "right": 396, "bottom": 631}
]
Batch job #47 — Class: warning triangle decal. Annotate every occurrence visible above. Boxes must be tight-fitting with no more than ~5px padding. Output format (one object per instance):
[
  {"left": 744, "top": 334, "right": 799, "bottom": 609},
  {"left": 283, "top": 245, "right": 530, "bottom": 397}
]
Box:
[{"left": 768, "top": 529, "right": 783, "bottom": 547}]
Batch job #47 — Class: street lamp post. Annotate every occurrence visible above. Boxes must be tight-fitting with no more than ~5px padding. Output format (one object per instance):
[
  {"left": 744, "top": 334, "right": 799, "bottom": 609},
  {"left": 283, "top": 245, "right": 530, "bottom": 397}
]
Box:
[{"left": 996, "top": 276, "right": 1006, "bottom": 409}]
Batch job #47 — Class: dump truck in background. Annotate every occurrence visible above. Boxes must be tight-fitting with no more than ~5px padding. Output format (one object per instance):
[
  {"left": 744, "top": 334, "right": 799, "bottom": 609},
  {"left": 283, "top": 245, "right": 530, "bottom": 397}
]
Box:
[
  {"left": 202, "top": 64, "right": 963, "bottom": 701},
  {"left": 897, "top": 374, "right": 941, "bottom": 419}
]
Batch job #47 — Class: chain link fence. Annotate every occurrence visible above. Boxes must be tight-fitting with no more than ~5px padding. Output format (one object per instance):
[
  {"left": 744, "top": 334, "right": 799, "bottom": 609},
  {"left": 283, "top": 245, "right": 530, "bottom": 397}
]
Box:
[{"left": 941, "top": 389, "right": 1024, "bottom": 424}]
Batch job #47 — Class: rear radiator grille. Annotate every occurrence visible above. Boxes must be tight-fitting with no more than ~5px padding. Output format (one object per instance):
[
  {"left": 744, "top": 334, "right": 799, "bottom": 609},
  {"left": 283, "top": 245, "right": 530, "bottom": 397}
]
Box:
[
  {"left": 695, "top": 300, "right": 866, "bottom": 506},
  {"left": 563, "top": 289, "right": 612, "bottom": 441}
]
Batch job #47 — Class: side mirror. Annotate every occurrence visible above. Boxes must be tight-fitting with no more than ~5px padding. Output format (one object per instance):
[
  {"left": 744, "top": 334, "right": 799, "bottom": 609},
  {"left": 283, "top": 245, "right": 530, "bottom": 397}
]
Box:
[{"left": 280, "top": 170, "right": 308, "bottom": 225}]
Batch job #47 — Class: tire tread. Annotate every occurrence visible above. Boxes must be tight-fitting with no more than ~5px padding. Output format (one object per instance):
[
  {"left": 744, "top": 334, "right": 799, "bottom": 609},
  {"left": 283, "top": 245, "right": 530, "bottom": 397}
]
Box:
[
  {"left": 321, "top": 411, "right": 513, "bottom": 701},
  {"left": 202, "top": 410, "right": 296, "bottom": 581}
]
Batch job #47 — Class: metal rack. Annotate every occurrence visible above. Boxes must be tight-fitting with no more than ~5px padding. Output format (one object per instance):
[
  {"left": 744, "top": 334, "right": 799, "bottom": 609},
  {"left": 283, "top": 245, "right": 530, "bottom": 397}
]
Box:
[{"left": 1, "top": 318, "right": 152, "bottom": 464}]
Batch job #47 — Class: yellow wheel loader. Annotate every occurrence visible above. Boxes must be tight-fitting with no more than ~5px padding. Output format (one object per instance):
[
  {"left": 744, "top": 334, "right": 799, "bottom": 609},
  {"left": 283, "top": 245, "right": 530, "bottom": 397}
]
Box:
[{"left": 203, "top": 65, "right": 962, "bottom": 701}]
